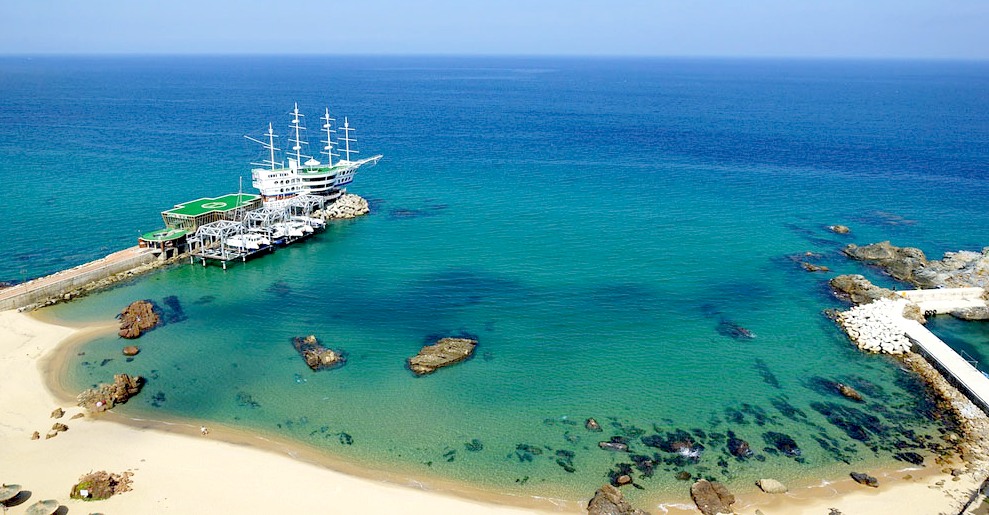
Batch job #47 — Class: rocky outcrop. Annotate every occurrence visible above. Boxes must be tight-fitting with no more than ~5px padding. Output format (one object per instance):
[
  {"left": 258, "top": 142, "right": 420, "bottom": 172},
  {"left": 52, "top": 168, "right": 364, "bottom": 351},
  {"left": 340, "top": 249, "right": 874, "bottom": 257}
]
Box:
[
  {"left": 292, "top": 335, "right": 345, "bottom": 371},
  {"left": 77, "top": 373, "right": 144, "bottom": 411},
  {"left": 829, "top": 274, "right": 925, "bottom": 323},
  {"left": 828, "top": 225, "right": 851, "bottom": 234},
  {"left": 586, "top": 418, "right": 603, "bottom": 432},
  {"left": 117, "top": 300, "right": 160, "bottom": 339},
  {"left": 843, "top": 241, "right": 928, "bottom": 284},
  {"left": 801, "top": 262, "right": 830, "bottom": 273},
  {"left": 836, "top": 298, "right": 913, "bottom": 354},
  {"left": 408, "top": 337, "right": 477, "bottom": 376},
  {"left": 586, "top": 484, "right": 650, "bottom": 515},
  {"left": 690, "top": 479, "right": 735, "bottom": 515},
  {"left": 317, "top": 194, "right": 370, "bottom": 220},
  {"left": 70, "top": 470, "right": 134, "bottom": 500},
  {"left": 50, "top": 407, "right": 64, "bottom": 419},
  {"left": 755, "top": 478, "right": 787, "bottom": 494},
  {"left": 950, "top": 305, "right": 989, "bottom": 321},
  {"left": 850, "top": 472, "right": 879, "bottom": 488},
  {"left": 830, "top": 274, "right": 898, "bottom": 305},
  {"left": 844, "top": 242, "right": 989, "bottom": 289},
  {"left": 122, "top": 345, "right": 140, "bottom": 356}
]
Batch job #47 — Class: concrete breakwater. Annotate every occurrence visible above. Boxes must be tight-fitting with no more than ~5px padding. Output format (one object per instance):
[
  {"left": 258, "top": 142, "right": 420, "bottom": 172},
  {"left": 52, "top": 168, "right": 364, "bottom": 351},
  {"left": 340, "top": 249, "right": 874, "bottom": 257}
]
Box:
[
  {"left": 836, "top": 298, "right": 912, "bottom": 355},
  {"left": 0, "top": 247, "right": 164, "bottom": 312}
]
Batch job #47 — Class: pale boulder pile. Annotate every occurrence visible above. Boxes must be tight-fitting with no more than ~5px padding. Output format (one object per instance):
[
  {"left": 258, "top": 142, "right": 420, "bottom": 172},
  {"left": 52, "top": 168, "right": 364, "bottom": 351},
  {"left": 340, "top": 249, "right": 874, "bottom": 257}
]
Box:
[
  {"left": 314, "top": 193, "right": 370, "bottom": 220},
  {"left": 837, "top": 298, "right": 913, "bottom": 354}
]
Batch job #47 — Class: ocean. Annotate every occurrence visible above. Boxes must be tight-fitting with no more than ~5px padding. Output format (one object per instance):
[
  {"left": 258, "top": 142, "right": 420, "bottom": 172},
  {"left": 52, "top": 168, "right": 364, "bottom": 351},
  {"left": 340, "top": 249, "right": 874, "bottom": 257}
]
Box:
[{"left": 3, "top": 56, "right": 988, "bottom": 506}]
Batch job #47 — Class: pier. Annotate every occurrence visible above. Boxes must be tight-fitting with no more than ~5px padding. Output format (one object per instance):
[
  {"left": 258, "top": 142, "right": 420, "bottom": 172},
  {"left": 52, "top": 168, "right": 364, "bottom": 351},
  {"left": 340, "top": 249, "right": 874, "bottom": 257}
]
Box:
[
  {"left": 895, "top": 289, "right": 989, "bottom": 413},
  {"left": 186, "top": 194, "right": 328, "bottom": 268}
]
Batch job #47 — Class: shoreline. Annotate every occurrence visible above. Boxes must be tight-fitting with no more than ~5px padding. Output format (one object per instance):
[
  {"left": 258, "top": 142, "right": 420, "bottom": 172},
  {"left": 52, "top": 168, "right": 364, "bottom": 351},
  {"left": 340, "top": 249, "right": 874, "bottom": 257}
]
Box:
[{"left": 4, "top": 309, "right": 988, "bottom": 513}]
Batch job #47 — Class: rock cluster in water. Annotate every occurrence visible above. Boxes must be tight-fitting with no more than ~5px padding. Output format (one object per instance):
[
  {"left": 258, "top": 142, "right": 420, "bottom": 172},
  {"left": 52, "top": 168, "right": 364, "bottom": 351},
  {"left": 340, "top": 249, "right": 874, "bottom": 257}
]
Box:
[
  {"left": 407, "top": 337, "right": 477, "bottom": 376},
  {"left": 292, "top": 335, "right": 345, "bottom": 371},
  {"left": 836, "top": 298, "right": 912, "bottom": 354},
  {"left": 316, "top": 193, "right": 370, "bottom": 220},
  {"left": 117, "top": 300, "right": 160, "bottom": 339},
  {"left": 77, "top": 373, "right": 144, "bottom": 411},
  {"left": 843, "top": 241, "right": 989, "bottom": 290},
  {"left": 586, "top": 484, "right": 649, "bottom": 515}
]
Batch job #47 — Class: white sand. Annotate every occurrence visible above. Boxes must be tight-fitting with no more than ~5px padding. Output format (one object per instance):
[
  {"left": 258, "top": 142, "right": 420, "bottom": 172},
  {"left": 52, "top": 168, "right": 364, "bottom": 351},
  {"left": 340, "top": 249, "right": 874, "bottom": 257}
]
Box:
[{"left": 1, "top": 308, "right": 984, "bottom": 514}]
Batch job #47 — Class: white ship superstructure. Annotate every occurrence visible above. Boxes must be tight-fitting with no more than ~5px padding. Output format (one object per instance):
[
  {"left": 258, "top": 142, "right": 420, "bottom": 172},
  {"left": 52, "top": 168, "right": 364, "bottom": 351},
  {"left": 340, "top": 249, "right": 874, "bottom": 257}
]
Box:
[{"left": 247, "top": 103, "right": 382, "bottom": 203}]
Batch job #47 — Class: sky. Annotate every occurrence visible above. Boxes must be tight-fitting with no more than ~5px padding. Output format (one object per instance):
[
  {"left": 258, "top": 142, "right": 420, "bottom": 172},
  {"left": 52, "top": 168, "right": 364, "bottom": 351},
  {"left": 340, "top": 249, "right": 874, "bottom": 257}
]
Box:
[{"left": 1, "top": 0, "right": 987, "bottom": 59}]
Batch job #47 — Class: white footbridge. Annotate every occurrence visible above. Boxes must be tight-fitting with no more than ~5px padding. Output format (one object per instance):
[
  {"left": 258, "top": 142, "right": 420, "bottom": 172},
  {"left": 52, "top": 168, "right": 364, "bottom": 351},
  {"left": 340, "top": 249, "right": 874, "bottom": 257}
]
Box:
[{"left": 895, "top": 288, "right": 989, "bottom": 412}]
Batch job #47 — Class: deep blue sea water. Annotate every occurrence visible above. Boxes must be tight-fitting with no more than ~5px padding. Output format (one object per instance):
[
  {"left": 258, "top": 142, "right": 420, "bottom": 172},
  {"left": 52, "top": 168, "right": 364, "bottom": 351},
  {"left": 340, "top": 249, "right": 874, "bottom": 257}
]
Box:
[{"left": 3, "top": 56, "right": 988, "bottom": 506}]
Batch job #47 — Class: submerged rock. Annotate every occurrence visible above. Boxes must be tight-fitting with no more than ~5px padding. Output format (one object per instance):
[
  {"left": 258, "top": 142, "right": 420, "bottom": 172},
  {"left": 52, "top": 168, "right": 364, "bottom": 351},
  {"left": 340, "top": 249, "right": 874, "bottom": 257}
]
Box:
[
  {"left": 599, "top": 441, "right": 629, "bottom": 452},
  {"left": 762, "top": 431, "right": 801, "bottom": 457},
  {"left": 117, "top": 300, "right": 160, "bottom": 339},
  {"left": 690, "top": 479, "right": 735, "bottom": 515},
  {"left": 586, "top": 484, "right": 649, "bottom": 515},
  {"left": 586, "top": 417, "right": 603, "bottom": 432},
  {"left": 801, "top": 262, "right": 831, "bottom": 273},
  {"left": 727, "top": 431, "right": 753, "bottom": 458},
  {"left": 407, "top": 337, "right": 477, "bottom": 376},
  {"left": 837, "top": 383, "right": 864, "bottom": 402}
]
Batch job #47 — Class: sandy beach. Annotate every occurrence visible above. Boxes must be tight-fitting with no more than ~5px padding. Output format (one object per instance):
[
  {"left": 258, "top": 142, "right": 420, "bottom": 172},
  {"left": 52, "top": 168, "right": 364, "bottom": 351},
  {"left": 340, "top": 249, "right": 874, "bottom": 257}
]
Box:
[{"left": 1, "top": 308, "right": 986, "bottom": 514}]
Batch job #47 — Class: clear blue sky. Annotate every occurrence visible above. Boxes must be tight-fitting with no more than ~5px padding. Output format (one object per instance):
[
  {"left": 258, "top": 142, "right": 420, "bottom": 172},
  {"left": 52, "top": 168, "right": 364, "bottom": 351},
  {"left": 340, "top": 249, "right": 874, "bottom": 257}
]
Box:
[{"left": 1, "top": 0, "right": 986, "bottom": 59}]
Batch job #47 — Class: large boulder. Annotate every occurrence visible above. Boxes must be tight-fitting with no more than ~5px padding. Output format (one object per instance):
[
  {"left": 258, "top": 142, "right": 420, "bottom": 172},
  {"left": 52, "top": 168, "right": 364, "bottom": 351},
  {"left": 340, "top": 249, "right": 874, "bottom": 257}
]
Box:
[
  {"left": 586, "top": 484, "right": 649, "bottom": 515},
  {"left": 755, "top": 478, "right": 788, "bottom": 494},
  {"left": 408, "top": 337, "right": 477, "bottom": 376},
  {"left": 690, "top": 479, "right": 735, "bottom": 515},
  {"left": 117, "top": 300, "right": 160, "bottom": 339}
]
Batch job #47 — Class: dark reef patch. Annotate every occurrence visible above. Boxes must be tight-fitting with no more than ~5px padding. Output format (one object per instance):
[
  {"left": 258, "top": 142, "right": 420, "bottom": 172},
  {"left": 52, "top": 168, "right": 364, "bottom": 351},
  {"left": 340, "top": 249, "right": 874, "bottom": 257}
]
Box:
[
  {"left": 754, "top": 358, "right": 781, "bottom": 389},
  {"left": 762, "top": 431, "right": 801, "bottom": 457}
]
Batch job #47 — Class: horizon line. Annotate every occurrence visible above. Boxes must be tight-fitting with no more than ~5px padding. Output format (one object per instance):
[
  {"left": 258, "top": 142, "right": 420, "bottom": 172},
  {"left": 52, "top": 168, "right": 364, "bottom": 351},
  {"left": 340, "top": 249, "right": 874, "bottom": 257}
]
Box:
[{"left": 1, "top": 52, "right": 987, "bottom": 63}]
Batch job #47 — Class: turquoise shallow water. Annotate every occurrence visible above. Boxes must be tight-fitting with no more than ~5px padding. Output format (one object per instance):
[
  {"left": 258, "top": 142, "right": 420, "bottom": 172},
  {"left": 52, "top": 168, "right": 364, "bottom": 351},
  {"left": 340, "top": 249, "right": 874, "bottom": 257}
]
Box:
[{"left": 5, "top": 56, "right": 988, "bottom": 505}]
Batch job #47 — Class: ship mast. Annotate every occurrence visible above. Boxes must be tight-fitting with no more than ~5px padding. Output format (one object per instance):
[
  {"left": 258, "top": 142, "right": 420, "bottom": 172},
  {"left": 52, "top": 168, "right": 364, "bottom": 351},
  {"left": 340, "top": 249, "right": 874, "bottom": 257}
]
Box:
[
  {"left": 321, "top": 107, "right": 337, "bottom": 167},
  {"left": 266, "top": 123, "right": 276, "bottom": 170},
  {"left": 339, "top": 117, "right": 358, "bottom": 163},
  {"left": 244, "top": 123, "right": 282, "bottom": 170},
  {"left": 288, "top": 102, "right": 308, "bottom": 168}
]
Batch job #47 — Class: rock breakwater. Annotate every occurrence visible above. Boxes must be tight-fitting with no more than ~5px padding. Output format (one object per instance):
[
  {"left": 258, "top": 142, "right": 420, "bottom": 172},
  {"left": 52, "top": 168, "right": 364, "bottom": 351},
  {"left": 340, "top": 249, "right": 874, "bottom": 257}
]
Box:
[
  {"left": 836, "top": 298, "right": 912, "bottom": 355},
  {"left": 315, "top": 194, "right": 370, "bottom": 220},
  {"left": 844, "top": 241, "right": 989, "bottom": 290}
]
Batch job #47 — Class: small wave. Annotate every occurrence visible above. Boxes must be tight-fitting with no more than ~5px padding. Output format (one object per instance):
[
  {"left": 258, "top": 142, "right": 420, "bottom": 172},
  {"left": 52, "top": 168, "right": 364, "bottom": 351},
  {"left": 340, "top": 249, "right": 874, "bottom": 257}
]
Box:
[{"left": 655, "top": 502, "right": 694, "bottom": 514}]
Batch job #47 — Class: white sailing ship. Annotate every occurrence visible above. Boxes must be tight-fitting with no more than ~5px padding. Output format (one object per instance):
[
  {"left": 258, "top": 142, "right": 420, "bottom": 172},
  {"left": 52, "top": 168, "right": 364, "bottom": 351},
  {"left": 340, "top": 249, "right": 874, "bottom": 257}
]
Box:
[{"left": 246, "top": 103, "right": 382, "bottom": 203}]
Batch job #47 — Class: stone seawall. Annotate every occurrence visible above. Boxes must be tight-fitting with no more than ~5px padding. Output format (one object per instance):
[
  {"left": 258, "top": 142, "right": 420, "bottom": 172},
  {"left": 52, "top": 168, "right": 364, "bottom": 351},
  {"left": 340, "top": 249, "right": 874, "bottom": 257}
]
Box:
[{"left": 0, "top": 247, "right": 171, "bottom": 311}]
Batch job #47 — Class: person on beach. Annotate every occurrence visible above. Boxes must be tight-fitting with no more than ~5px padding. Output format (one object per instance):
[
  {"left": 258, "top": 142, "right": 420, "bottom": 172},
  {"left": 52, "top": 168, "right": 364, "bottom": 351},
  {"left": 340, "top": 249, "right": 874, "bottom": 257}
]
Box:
[{"left": 200, "top": 425, "right": 209, "bottom": 436}]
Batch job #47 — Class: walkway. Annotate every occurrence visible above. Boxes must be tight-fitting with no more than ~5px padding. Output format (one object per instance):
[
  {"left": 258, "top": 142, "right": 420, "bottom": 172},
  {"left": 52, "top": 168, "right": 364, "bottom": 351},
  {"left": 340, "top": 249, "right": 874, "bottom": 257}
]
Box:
[
  {"left": 898, "top": 287, "right": 987, "bottom": 314},
  {"left": 894, "top": 288, "right": 989, "bottom": 412}
]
